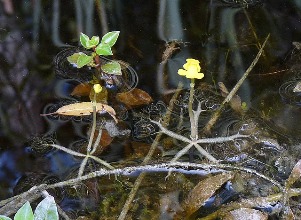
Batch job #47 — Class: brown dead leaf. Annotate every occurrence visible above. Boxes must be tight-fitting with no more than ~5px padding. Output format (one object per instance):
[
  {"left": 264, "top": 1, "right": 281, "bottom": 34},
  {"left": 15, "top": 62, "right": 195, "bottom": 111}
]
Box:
[
  {"left": 41, "top": 102, "right": 117, "bottom": 122},
  {"left": 178, "top": 172, "right": 234, "bottom": 218},
  {"left": 222, "top": 208, "right": 268, "bottom": 220},
  {"left": 89, "top": 129, "right": 113, "bottom": 156},
  {"left": 218, "top": 82, "right": 243, "bottom": 114},
  {"left": 71, "top": 83, "right": 92, "bottom": 97},
  {"left": 286, "top": 159, "right": 301, "bottom": 188},
  {"left": 116, "top": 88, "right": 153, "bottom": 108},
  {"left": 201, "top": 193, "right": 282, "bottom": 220},
  {"left": 97, "top": 129, "right": 113, "bottom": 148},
  {"left": 218, "top": 82, "right": 230, "bottom": 97}
]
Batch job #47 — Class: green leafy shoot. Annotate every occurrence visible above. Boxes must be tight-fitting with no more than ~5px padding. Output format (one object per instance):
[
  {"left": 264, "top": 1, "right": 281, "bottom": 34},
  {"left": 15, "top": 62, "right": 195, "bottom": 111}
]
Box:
[
  {"left": 67, "top": 52, "right": 94, "bottom": 68},
  {"left": 95, "top": 43, "right": 113, "bottom": 56},
  {"left": 68, "top": 31, "right": 120, "bottom": 69},
  {"left": 101, "top": 61, "right": 122, "bottom": 75},
  {"left": 95, "top": 31, "right": 120, "bottom": 56},
  {"left": 80, "top": 33, "right": 99, "bottom": 49},
  {"left": 101, "top": 31, "right": 120, "bottom": 47}
]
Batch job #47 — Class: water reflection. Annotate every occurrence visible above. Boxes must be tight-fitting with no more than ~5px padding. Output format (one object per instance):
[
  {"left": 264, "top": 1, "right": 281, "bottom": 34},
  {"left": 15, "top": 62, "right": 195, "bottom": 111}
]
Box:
[{"left": 1, "top": 0, "right": 301, "bottom": 218}]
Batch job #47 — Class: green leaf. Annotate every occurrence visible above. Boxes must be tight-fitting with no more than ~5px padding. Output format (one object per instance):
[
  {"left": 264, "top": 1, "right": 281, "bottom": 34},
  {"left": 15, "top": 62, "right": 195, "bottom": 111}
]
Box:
[
  {"left": 77, "top": 53, "right": 93, "bottom": 68},
  {"left": 0, "top": 216, "right": 12, "bottom": 220},
  {"left": 101, "top": 31, "right": 120, "bottom": 47},
  {"left": 101, "top": 61, "right": 122, "bottom": 75},
  {"left": 80, "top": 33, "right": 89, "bottom": 49},
  {"left": 90, "top": 36, "right": 100, "bottom": 46},
  {"left": 34, "top": 196, "right": 58, "bottom": 220},
  {"left": 14, "top": 201, "right": 34, "bottom": 220},
  {"left": 95, "top": 43, "right": 113, "bottom": 56},
  {"left": 67, "top": 53, "right": 81, "bottom": 65}
]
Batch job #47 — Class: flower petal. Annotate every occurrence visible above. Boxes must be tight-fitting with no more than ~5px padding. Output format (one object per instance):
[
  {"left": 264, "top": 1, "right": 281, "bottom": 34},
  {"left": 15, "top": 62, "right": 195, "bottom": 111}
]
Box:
[
  {"left": 178, "top": 58, "right": 204, "bottom": 80},
  {"left": 178, "top": 69, "right": 187, "bottom": 76},
  {"left": 186, "top": 58, "right": 200, "bottom": 65}
]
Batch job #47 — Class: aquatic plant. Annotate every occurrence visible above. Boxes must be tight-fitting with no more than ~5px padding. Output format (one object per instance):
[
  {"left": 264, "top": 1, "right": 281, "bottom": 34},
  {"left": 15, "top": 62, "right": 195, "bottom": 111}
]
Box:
[{"left": 67, "top": 31, "right": 121, "bottom": 70}]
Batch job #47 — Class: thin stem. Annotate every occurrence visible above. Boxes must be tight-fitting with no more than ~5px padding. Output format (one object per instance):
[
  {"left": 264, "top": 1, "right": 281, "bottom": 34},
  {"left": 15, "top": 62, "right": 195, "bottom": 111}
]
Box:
[
  {"left": 87, "top": 94, "right": 97, "bottom": 153},
  {"left": 150, "top": 119, "right": 191, "bottom": 143},
  {"left": 49, "top": 144, "right": 114, "bottom": 170},
  {"left": 194, "top": 143, "right": 218, "bottom": 162},
  {"left": 87, "top": 155, "right": 114, "bottom": 169},
  {"left": 90, "top": 125, "right": 103, "bottom": 155},
  {"left": 78, "top": 156, "right": 89, "bottom": 177},
  {"left": 189, "top": 78, "right": 198, "bottom": 140},
  {"left": 195, "top": 134, "right": 249, "bottom": 144},
  {"left": 171, "top": 143, "right": 194, "bottom": 162},
  {"left": 50, "top": 144, "right": 87, "bottom": 157}
]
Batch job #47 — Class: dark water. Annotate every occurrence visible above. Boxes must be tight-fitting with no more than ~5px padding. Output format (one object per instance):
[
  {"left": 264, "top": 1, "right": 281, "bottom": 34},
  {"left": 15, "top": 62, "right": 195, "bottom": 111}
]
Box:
[{"left": 1, "top": 0, "right": 301, "bottom": 218}]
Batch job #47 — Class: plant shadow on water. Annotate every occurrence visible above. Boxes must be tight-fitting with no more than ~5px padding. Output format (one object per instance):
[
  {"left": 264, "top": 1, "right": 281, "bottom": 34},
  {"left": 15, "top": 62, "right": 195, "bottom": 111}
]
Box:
[{"left": 2, "top": 0, "right": 301, "bottom": 219}]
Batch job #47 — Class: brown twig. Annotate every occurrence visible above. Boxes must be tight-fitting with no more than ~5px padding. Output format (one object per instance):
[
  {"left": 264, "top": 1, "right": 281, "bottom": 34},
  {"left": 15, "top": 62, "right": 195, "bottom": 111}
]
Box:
[
  {"left": 117, "top": 82, "right": 183, "bottom": 220},
  {"left": 203, "top": 34, "right": 270, "bottom": 134}
]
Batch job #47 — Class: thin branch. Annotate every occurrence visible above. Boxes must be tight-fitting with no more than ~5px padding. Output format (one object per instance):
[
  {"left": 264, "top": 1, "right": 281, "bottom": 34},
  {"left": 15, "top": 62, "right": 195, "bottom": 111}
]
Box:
[
  {"left": 50, "top": 144, "right": 114, "bottom": 169},
  {"left": 78, "top": 156, "right": 89, "bottom": 177},
  {"left": 170, "top": 143, "right": 194, "bottom": 162},
  {"left": 50, "top": 144, "right": 87, "bottom": 157},
  {"left": 87, "top": 155, "right": 114, "bottom": 169},
  {"left": 0, "top": 161, "right": 288, "bottom": 217},
  {"left": 150, "top": 119, "right": 191, "bottom": 143},
  {"left": 195, "top": 133, "right": 249, "bottom": 144},
  {"left": 46, "top": 162, "right": 283, "bottom": 190},
  {"left": 203, "top": 34, "right": 270, "bottom": 134},
  {"left": 194, "top": 143, "right": 218, "bottom": 162},
  {"left": 118, "top": 83, "right": 184, "bottom": 220}
]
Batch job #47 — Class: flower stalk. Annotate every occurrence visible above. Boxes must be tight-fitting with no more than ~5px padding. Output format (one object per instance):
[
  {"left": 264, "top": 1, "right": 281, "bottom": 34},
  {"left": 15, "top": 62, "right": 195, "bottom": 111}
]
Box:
[
  {"left": 178, "top": 58, "right": 205, "bottom": 140},
  {"left": 188, "top": 78, "right": 197, "bottom": 140},
  {"left": 176, "top": 58, "right": 218, "bottom": 162}
]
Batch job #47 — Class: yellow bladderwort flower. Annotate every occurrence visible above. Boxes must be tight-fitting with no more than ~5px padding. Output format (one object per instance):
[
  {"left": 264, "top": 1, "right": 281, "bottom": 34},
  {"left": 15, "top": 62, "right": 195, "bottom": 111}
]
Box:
[
  {"left": 93, "top": 84, "right": 102, "bottom": 93},
  {"left": 178, "top": 58, "right": 204, "bottom": 79}
]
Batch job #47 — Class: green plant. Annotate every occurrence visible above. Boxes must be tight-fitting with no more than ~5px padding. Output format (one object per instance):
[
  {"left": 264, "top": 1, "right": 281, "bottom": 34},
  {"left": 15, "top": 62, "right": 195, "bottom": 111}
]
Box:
[
  {"left": 0, "top": 196, "right": 58, "bottom": 220},
  {"left": 67, "top": 31, "right": 121, "bottom": 73}
]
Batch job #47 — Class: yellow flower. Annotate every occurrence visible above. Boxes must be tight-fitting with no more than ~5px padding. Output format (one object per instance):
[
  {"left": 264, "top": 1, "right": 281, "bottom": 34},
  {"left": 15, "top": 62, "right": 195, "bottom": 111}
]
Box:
[
  {"left": 178, "top": 58, "right": 204, "bottom": 79},
  {"left": 93, "top": 84, "right": 102, "bottom": 93}
]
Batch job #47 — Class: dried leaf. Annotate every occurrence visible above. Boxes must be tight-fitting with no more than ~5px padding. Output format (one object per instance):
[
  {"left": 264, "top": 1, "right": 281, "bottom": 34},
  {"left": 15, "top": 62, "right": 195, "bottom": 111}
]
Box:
[
  {"left": 218, "top": 82, "right": 243, "bottom": 114},
  {"left": 116, "top": 88, "right": 153, "bottom": 108},
  {"left": 71, "top": 83, "right": 92, "bottom": 97},
  {"left": 98, "top": 129, "right": 113, "bottom": 147},
  {"left": 286, "top": 159, "right": 301, "bottom": 188},
  {"left": 222, "top": 208, "right": 268, "bottom": 220},
  {"left": 218, "top": 82, "right": 230, "bottom": 97},
  {"left": 180, "top": 172, "right": 234, "bottom": 217},
  {"left": 41, "top": 102, "right": 117, "bottom": 122}
]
